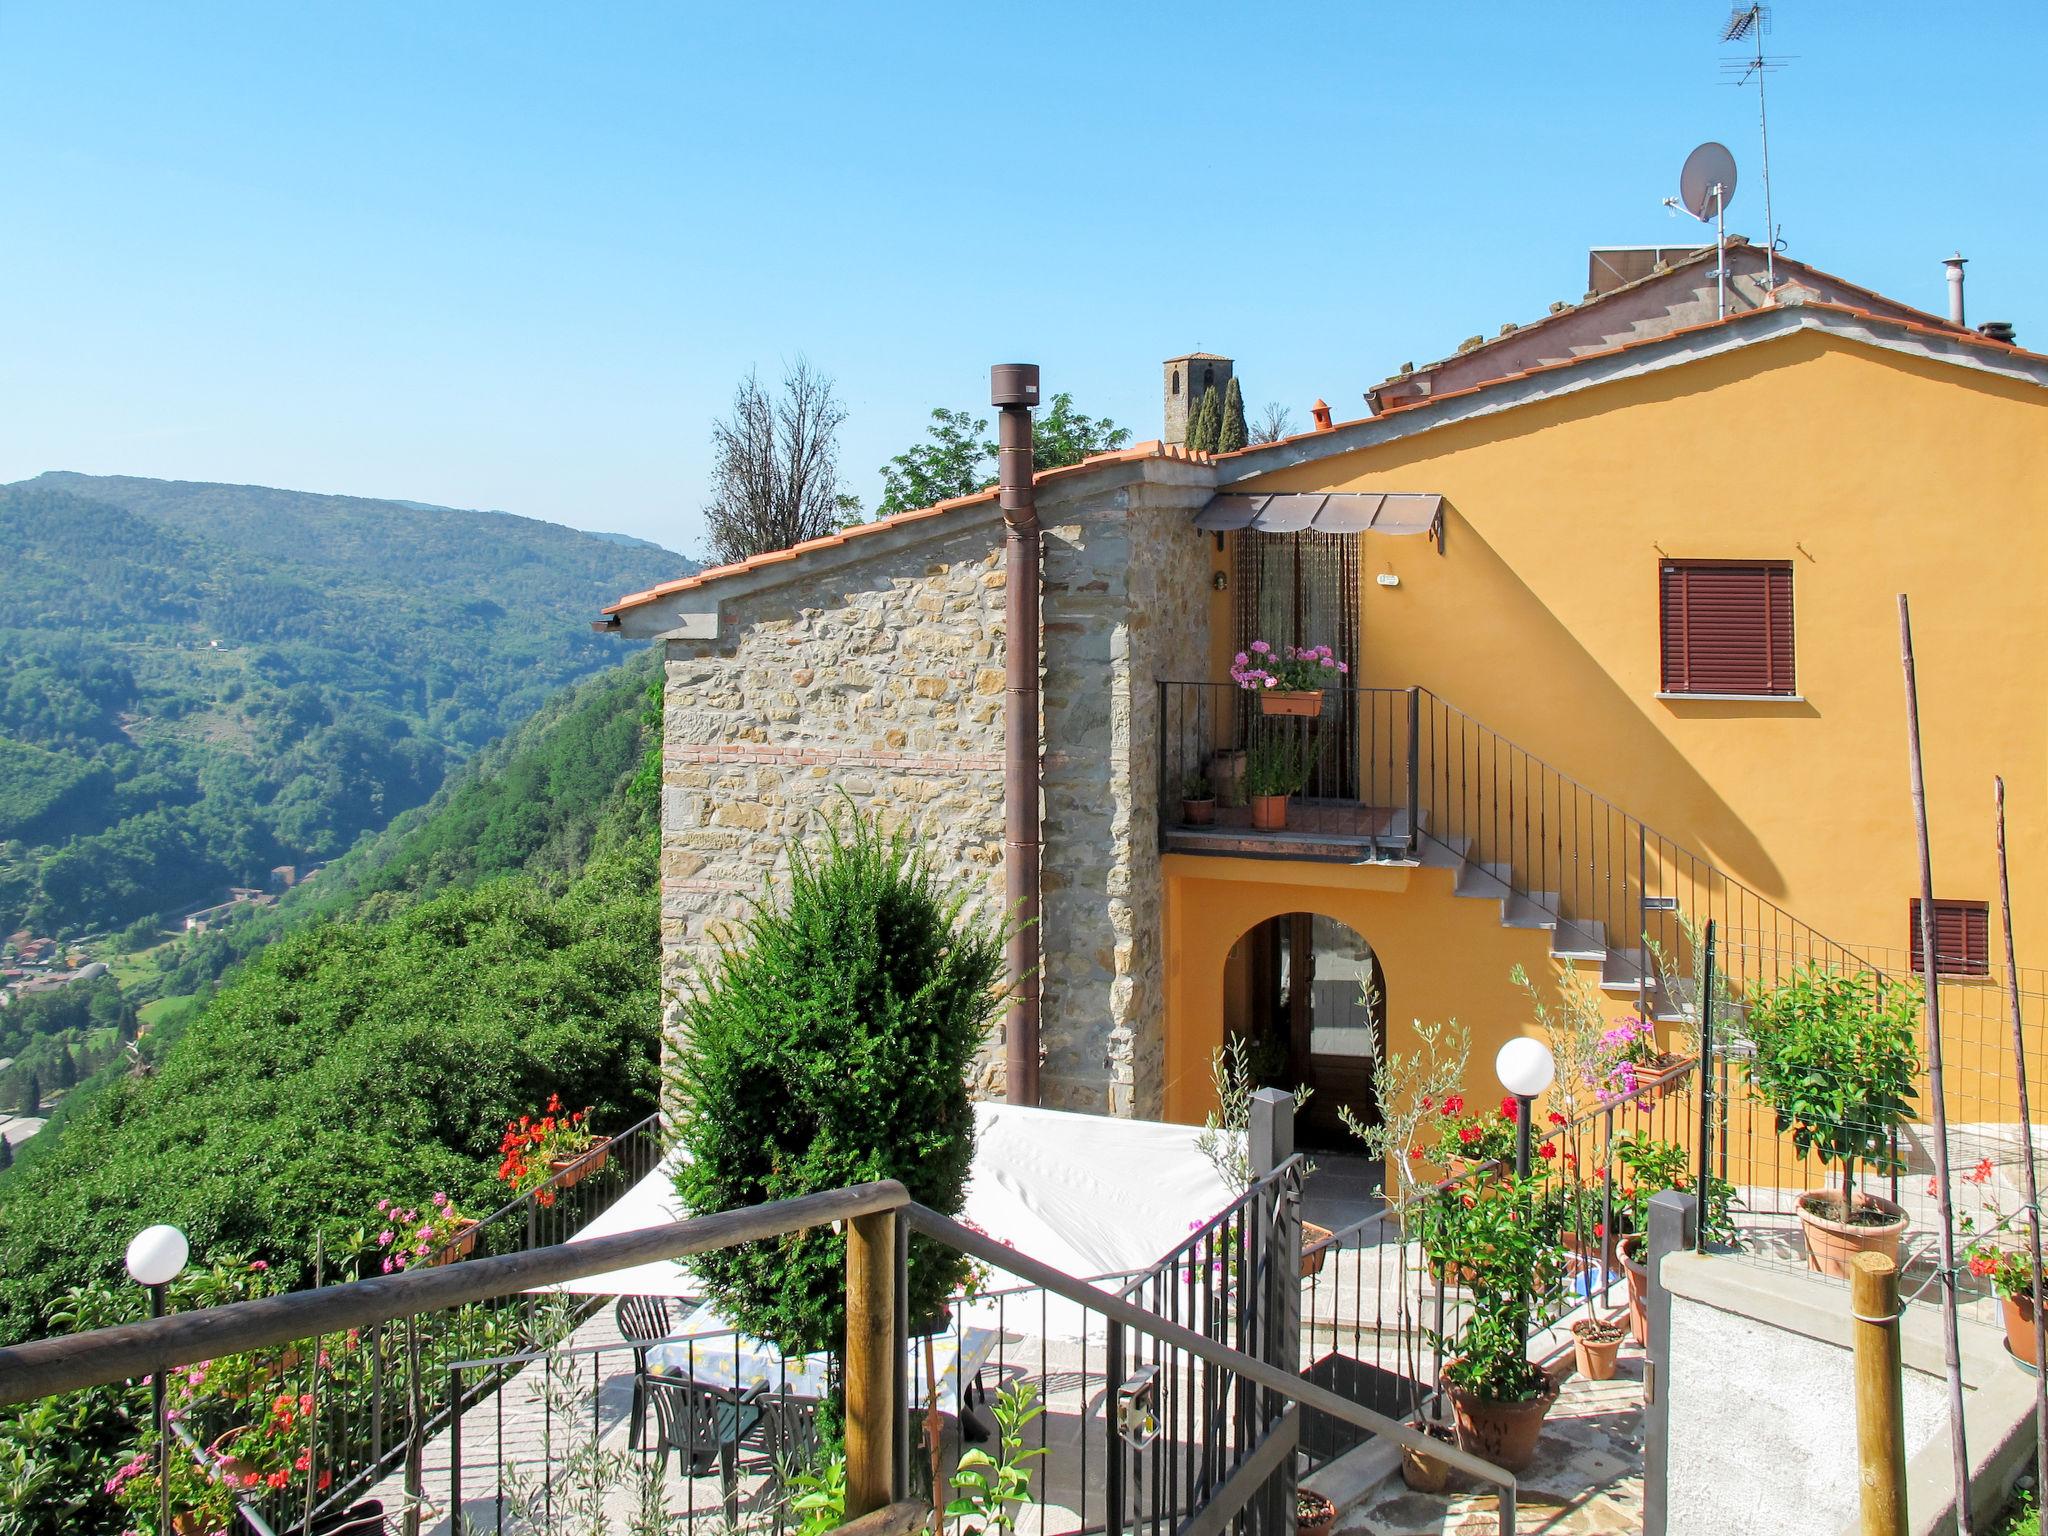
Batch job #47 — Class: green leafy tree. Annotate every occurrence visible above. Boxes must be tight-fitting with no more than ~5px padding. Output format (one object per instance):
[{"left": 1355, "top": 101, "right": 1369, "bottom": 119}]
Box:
[
  {"left": 1743, "top": 964, "right": 1921, "bottom": 1217},
  {"left": 1187, "top": 386, "right": 1222, "bottom": 453},
  {"left": 1031, "top": 393, "right": 1131, "bottom": 469},
  {"left": 669, "top": 805, "right": 1007, "bottom": 1354},
  {"left": 1218, "top": 378, "right": 1249, "bottom": 454},
  {"left": 878, "top": 409, "right": 993, "bottom": 516}
]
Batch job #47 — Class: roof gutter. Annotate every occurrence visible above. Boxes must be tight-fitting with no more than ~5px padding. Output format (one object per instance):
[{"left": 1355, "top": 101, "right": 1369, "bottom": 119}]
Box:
[{"left": 991, "top": 363, "right": 1041, "bottom": 1106}]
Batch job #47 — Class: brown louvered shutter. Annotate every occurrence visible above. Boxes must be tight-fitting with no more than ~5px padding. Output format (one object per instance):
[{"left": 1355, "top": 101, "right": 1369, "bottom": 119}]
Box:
[
  {"left": 1909, "top": 898, "right": 1990, "bottom": 977},
  {"left": 1660, "top": 562, "right": 1795, "bottom": 695}
]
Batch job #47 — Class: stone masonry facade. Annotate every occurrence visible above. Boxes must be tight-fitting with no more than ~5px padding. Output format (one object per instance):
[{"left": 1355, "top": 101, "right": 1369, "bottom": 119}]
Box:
[{"left": 657, "top": 463, "right": 1211, "bottom": 1119}]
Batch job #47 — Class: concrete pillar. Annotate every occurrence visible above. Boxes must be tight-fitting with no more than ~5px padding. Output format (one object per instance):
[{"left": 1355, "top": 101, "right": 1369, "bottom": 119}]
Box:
[{"left": 1642, "top": 1189, "right": 1700, "bottom": 1536}]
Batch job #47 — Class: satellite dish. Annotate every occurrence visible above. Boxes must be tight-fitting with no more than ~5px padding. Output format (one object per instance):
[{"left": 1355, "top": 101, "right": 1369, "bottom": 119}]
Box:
[{"left": 1679, "top": 142, "right": 1738, "bottom": 222}]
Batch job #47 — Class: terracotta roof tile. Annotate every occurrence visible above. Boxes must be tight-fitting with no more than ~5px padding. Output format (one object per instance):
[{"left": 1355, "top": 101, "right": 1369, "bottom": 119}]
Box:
[{"left": 604, "top": 439, "right": 1215, "bottom": 615}]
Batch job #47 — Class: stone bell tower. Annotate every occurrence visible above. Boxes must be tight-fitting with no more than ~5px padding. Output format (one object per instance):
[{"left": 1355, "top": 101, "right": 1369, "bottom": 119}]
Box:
[{"left": 1163, "top": 352, "right": 1234, "bottom": 446}]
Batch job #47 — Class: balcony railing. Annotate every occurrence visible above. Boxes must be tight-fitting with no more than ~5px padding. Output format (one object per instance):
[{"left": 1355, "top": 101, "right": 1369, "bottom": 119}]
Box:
[{"left": 1156, "top": 680, "right": 1875, "bottom": 1020}]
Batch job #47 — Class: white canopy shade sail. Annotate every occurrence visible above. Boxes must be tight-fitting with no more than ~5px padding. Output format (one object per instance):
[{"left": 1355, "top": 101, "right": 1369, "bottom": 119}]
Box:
[
  {"left": 1193, "top": 491, "right": 1443, "bottom": 539},
  {"left": 545, "top": 1101, "right": 1235, "bottom": 1308}
]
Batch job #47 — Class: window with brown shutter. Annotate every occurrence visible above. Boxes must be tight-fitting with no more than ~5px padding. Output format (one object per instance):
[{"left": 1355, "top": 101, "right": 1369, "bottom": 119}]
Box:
[
  {"left": 1909, "top": 898, "right": 1990, "bottom": 977},
  {"left": 1659, "top": 561, "right": 1796, "bottom": 695}
]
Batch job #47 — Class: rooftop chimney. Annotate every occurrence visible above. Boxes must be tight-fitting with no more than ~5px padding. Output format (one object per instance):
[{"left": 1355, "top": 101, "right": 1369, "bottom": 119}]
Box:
[
  {"left": 1310, "top": 399, "right": 1333, "bottom": 431},
  {"left": 1979, "top": 321, "right": 2017, "bottom": 346},
  {"left": 1944, "top": 253, "right": 1967, "bottom": 328}
]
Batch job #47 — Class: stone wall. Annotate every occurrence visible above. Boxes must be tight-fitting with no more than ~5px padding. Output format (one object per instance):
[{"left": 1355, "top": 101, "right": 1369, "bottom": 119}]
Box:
[
  {"left": 659, "top": 513, "right": 1011, "bottom": 1095},
  {"left": 1035, "top": 478, "right": 1210, "bottom": 1116},
  {"left": 658, "top": 466, "right": 1212, "bottom": 1118}
]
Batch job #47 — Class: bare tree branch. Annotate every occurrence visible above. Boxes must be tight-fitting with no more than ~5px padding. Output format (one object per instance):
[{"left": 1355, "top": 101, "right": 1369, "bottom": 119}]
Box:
[
  {"left": 1251, "top": 402, "right": 1295, "bottom": 445},
  {"left": 703, "top": 359, "right": 852, "bottom": 565}
]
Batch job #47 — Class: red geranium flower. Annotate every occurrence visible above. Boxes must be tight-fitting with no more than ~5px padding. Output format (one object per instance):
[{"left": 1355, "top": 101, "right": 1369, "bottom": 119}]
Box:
[
  {"left": 1458, "top": 1125, "right": 1482, "bottom": 1145},
  {"left": 1539, "top": 1143, "right": 1557, "bottom": 1160},
  {"left": 1442, "top": 1095, "right": 1464, "bottom": 1115}
]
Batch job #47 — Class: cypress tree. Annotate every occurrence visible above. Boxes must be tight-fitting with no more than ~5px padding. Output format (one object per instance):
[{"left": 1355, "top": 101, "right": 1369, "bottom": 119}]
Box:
[
  {"left": 0, "top": 1135, "right": 11, "bottom": 1171},
  {"left": 17, "top": 1073, "right": 40, "bottom": 1119},
  {"left": 1219, "top": 378, "right": 1249, "bottom": 454},
  {"left": 1188, "top": 385, "right": 1222, "bottom": 453},
  {"left": 56, "top": 1048, "right": 76, "bottom": 1090}
]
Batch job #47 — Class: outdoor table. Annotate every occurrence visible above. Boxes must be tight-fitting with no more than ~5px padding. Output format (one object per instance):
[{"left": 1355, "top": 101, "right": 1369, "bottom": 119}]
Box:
[{"left": 645, "top": 1325, "right": 999, "bottom": 1409}]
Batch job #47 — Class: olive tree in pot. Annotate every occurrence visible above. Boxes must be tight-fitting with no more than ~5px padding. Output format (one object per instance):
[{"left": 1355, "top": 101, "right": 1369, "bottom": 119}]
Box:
[
  {"left": 1242, "top": 727, "right": 1315, "bottom": 832},
  {"left": 1743, "top": 964, "right": 1921, "bottom": 1279},
  {"left": 1415, "top": 1173, "right": 1568, "bottom": 1473}
]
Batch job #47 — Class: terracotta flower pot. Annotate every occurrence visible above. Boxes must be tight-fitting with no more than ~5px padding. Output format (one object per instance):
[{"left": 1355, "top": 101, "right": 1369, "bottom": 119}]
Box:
[
  {"left": 1182, "top": 797, "right": 1217, "bottom": 826},
  {"left": 173, "top": 1514, "right": 210, "bottom": 1536},
  {"left": 1571, "top": 1318, "right": 1625, "bottom": 1381},
  {"left": 549, "top": 1136, "right": 613, "bottom": 1190},
  {"left": 1443, "top": 1372, "right": 1560, "bottom": 1475},
  {"left": 1250, "top": 794, "right": 1288, "bottom": 831},
  {"left": 208, "top": 1428, "right": 259, "bottom": 1483},
  {"left": 1643, "top": 1053, "right": 1689, "bottom": 1100},
  {"left": 426, "top": 1218, "right": 481, "bottom": 1267},
  {"left": 1400, "top": 1426, "right": 1456, "bottom": 1493},
  {"left": 1620, "top": 1235, "right": 1648, "bottom": 1346},
  {"left": 1796, "top": 1190, "right": 1908, "bottom": 1280},
  {"left": 1301, "top": 1221, "right": 1336, "bottom": 1279},
  {"left": 1261, "top": 689, "right": 1324, "bottom": 719},
  {"left": 1295, "top": 1489, "right": 1337, "bottom": 1536},
  {"left": 2003, "top": 1291, "right": 2044, "bottom": 1370}
]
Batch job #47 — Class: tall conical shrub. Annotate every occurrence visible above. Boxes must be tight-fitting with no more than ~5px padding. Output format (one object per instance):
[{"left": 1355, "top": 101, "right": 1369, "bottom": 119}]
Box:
[
  {"left": 668, "top": 804, "right": 1008, "bottom": 1354},
  {"left": 1188, "top": 385, "right": 1222, "bottom": 452},
  {"left": 1219, "top": 378, "right": 1249, "bottom": 454}
]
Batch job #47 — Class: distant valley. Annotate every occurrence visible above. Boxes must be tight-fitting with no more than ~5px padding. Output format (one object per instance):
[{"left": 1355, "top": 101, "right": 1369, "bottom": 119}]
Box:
[{"left": 0, "top": 472, "right": 692, "bottom": 942}]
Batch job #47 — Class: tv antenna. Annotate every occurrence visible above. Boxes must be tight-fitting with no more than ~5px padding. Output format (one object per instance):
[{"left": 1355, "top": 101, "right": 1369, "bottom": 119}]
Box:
[
  {"left": 1664, "top": 142, "right": 1738, "bottom": 318},
  {"left": 1720, "top": 4, "right": 1793, "bottom": 287}
]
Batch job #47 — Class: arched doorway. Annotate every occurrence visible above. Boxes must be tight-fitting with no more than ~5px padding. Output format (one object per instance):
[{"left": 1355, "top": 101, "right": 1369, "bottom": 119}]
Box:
[{"left": 1221, "top": 913, "right": 1384, "bottom": 1148}]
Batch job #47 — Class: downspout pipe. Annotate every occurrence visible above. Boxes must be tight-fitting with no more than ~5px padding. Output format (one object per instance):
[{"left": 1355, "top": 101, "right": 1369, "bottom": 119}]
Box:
[{"left": 991, "top": 363, "right": 1041, "bottom": 1106}]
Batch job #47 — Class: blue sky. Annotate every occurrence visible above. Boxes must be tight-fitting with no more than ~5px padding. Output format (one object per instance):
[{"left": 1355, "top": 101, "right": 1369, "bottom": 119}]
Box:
[{"left": 2, "top": 2, "right": 2041, "bottom": 558}]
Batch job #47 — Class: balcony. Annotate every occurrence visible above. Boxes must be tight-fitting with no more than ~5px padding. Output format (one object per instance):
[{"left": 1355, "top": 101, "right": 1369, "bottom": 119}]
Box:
[{"left": 1156, "top": 682, "right": 1420, "bottom": 863}]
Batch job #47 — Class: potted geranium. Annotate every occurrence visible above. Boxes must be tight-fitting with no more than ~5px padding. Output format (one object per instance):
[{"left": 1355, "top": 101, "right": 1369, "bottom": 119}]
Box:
[
  {"left": 1589, "top": 1015, "right": 1681, "bottom": 1105},
  {"left": 371, "top": 1192, "right": 478, "bottom": 1272},
  {"left": 1417, "top": 1174, "right": 1567, "bottom": 1473},
  {"left": 1242, "top": 731, "right": 1313, "bottom": 831},
  {"left": 1231, "top": 640, "right": 1350, "bottom": 717},
  {"left": 1432, "top": 1093, "right": 1520, "bottom": 1178},
  {"left": 498, "top": 1095, "right": 611, "bottom": 1205},
  {"left": 1957, "top": 1156, "right": 2046, "bottom": 1366},
  {"left": 1743, "top": 964, "right": 1920, "bottom": 1278},
  {"left": 1180, "top": 768, "right": 1216, "bottom": 826},
  {"left": 107, "top": 1435, "right": 238, "bottom": 1536}
]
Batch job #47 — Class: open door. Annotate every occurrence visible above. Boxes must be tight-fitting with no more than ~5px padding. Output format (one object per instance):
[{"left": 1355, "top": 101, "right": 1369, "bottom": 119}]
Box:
[{"left": 1220, "top": 913, "right": 1383, "bottom": 1149}]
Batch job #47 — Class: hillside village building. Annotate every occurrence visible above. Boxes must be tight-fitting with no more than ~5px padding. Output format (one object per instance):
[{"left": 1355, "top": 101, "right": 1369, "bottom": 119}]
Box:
[{"left": 606, "top": 244, "right": 2048, "bottom": 1142}]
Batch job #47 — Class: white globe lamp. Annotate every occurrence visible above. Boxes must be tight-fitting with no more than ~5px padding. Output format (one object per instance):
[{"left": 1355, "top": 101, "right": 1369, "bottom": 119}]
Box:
[
  {"left": 1494, "top": 1037, "right": 1557, "bottom": 1101},
  {"left": 125, "top": 1224, "right": 189, "bottom": 1288}
]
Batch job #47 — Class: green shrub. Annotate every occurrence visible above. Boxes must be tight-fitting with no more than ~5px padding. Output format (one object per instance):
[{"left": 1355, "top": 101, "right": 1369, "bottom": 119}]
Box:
[
  {"left": 1744, "top": 964, "right": 1920, "bottom": 1212},
  {"left": 669, "top": 806, "right": 1006, "bottom": 1354}
]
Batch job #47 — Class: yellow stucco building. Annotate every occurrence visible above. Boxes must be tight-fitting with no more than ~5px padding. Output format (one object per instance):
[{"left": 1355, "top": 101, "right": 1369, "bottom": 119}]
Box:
[{"left": 609, "top": 248, "right": 2048, "bottom": 1155}]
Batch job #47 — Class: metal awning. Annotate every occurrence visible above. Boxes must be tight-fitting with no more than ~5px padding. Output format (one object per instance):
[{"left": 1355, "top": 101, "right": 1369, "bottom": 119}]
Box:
[{"left": 1194, "top": 492, "right": 1444, "bottom": 542}]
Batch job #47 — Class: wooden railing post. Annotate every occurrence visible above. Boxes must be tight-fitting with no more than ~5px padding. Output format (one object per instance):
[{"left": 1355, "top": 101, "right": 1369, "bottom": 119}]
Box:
[
  {"left": 846, "top": 1208, "right": 898, "bottom": 1521},
  {"left": 1853, "top": 1252, "right": 1908, "bottom": 1536}
]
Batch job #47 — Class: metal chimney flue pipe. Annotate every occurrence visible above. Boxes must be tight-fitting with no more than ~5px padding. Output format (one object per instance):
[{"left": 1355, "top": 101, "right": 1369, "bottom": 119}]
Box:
[
  {"left": 1944, "top": 253, "right": 1967, "bottom": 328},
  {"left": 991, "top": 363, "right": 1041, "bottom": 1106}
]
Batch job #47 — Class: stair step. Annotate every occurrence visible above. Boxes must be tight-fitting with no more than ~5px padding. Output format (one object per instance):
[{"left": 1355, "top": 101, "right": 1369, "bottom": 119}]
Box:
[
  {"left": 1415, "top": 833, "right": 1469, "bottom": 871},
  {"left": 1501, "top": 892, "right": 1560, "bottom": 930},
  {"left": 1453, "top": 861, "right": 1512, "bottom": 901},
  {"left": 1551, "top": 917, "right": 1609, "bottom": 960}
]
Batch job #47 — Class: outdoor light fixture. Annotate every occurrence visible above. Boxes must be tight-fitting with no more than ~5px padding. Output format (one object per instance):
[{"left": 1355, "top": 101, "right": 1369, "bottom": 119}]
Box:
[
  {"left": 1212, "top": 570, "right": 1228, "bottom": 591},
  {"left": 125, "top": 1224, "right": 190, "bottom": 1288},
  {"left": 127, "top": 1224, "right": 188, "bottom": 1536},
  {"left": 1494, "top": 1038, "right": 1556, "bottom": 1102},
  {"left": 1495, "top": 1038, "right": 1555, "bottom": 1181}
]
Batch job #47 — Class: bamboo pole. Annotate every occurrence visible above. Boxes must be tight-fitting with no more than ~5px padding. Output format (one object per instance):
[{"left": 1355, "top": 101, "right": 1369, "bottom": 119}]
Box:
[
  {"left": 1993, "top": 776, "right": 2048, "bottom": 1482},
  {"left": 845, "top": 1208, "right": 898, "bottom": 1522},
  {"left": 1898, "top": 593, "right": 1974, "bottom": 1535},
  {"left": 1852, "top": 1252, "right": 1908, "bottom": 1536}
]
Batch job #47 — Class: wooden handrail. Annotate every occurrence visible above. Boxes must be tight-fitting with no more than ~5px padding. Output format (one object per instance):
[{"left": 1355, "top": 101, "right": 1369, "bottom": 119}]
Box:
[{"left": 0, "top": 1180, "right": 909, "bottom": 1406}]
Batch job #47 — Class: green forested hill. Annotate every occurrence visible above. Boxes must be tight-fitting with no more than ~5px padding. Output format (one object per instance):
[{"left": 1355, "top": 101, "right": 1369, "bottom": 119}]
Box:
[
  {"left": 0, "top": 655, "right": 665, "bottom": 1343},
  {"left": 0, "top": 472, "right": 691, "bottom": 936}
]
